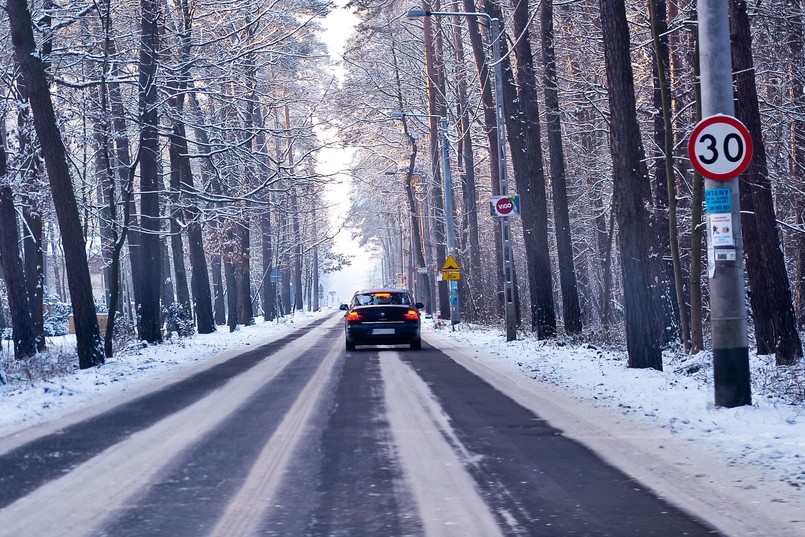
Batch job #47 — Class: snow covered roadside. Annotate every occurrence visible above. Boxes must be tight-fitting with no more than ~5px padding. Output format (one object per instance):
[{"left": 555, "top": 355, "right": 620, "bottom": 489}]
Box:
[
  {"left": 424, "top": 322, "right": 805, "bottom": 537},
  {"left": 0, "top": 311, "right": 323, "bottom": 441}
]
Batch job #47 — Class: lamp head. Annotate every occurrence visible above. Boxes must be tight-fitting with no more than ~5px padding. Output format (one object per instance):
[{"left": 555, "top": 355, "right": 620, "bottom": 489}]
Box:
[
  {"left": 407, "top": 8, "right": 429, "bottom": 18},
  {"left": 390, "top": 112, "right": 406, "bottom": 119}
]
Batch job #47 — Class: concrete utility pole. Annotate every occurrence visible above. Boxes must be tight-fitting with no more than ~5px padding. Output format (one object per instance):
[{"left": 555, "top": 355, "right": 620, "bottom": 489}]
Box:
[{"left": 697, "top": 0, "right": 751, "bottom": 407}]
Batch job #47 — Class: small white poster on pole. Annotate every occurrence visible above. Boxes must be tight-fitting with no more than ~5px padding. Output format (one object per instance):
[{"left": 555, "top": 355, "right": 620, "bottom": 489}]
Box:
[{"left": 709, "top": 213, "right": 734, "bottom": 247}]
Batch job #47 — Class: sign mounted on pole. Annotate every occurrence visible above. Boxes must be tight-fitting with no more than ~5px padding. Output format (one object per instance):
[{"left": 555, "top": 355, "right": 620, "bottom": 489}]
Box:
[
  {"left": 441, "top": 255, "right": 460, "bottom": 272},
  {"left": 441, "top": 254, "right": 461, "bottom": 281},
  {"left": 688, "top": 114, "right": 753, "bottom": 180},
  {"left": 489, "top": 195, "right": 520, "bottom": 217},
  {"left": 705, "top": 188, "right": 732, "bottom": 213}
]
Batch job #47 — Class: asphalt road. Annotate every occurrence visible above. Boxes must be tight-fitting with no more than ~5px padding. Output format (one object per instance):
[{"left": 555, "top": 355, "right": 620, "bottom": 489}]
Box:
[{"left": 0, "top": 313, "right": 722, "bottom": 536}]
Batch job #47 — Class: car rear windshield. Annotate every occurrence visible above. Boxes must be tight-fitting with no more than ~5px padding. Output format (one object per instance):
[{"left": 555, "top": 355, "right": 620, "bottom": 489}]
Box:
[{"left": 353, "top": 292, "right": 411, "bottom": 306}]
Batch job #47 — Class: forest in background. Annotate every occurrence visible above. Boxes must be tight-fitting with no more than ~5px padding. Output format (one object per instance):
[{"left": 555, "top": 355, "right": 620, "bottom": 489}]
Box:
[
  {"left": 340, "top": 0, "right": 805, "bottom": 372},
  {"left": 0, "top": 0, "right": 804, "bottom": 379}
]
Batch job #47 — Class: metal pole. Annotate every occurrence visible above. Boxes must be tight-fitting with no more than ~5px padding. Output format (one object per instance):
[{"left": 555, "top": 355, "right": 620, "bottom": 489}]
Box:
[
  {"left": 490, "top": 18, "right": 516, "bottom": 342},
  {"left": 440, "top": 119, "right": 460, "bottom": 326},
  {"left": 698, "top": 0, "right": 751, "bottom": 407},
  {"left": 406, "top": 8, "right": 516, "bottom": 340}
]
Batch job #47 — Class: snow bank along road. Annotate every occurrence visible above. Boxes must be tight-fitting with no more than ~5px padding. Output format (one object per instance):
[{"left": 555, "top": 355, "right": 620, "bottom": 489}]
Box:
[{"left": 0, "top": 312, "right": 781, "bottom": 536}]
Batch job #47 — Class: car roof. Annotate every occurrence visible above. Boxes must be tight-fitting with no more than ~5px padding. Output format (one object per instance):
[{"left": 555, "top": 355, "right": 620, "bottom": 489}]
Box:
[{"left": 353, "top": 288, "right": 410, "bottom": 294}]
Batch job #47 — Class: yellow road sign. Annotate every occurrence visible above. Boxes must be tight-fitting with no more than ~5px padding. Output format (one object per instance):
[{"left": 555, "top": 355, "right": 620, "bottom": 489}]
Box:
[
  {"left": 442, "top": 255, "right": 460, "bottom": 272},
  {"left": 443, "top": 271, "right": 460, "bottom": 280}
]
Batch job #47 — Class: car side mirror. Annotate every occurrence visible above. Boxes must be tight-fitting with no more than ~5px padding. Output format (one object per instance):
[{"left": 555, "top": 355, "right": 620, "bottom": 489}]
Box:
[
  {"left": 415, "top": 302, "right": 425, "bottom": 309},
  {"left": 339, "top": 304, "right": 348, "bottom": 311}
]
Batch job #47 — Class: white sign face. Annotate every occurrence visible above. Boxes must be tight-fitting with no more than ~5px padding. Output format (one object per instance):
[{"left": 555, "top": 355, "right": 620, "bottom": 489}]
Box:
[
  {"left": 709, "top": 213, "right": 734, "bottom": 247},
  {"left": 688, "top": 115, "right": 753, "bottom": 180}
]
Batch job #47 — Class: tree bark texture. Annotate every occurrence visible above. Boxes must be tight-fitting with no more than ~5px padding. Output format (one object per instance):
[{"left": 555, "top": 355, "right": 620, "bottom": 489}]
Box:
[
  {"left": 136, "top": 0, "right": 163, "bottom": 344},
  {"left": 0, "top": 144, "right": 36, "bottom": 359},
  {"left": 463, "top": 0, "right": 505, "bottom": 317},
  {"left": 212, "top": 254, "right": 226, "bottom": 325},
  {"left": 488, "top": 0, "right": 556, "bottom": 337},
  {"left": 422, "top": 0, "right": 450, "bottom": 321},
  {"left": 786, "top": 1, "right": 805, "bottom": 329},
  {"left": 648, "top": 0, "right": 685, "bottom": 347},
  {"left": 730, "top": 0, "right": 802, "bottom": 364},
  {"left": 539, "top": 0, "right": 582, "bottom": 335},
  {"left": 7, "top": 0, "right": 104, "bottom": 368},
  {"left": 450, "top": 4, "right": 482, "bottom": 322},
  {"left": 598, "top": 0, "right": 663, "bottom": 369}
]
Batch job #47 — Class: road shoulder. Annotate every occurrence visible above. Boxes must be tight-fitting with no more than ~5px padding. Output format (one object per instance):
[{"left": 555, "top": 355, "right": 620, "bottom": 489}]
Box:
[{"left": 425, "top": 330, "right": 805, "bottom": 537}]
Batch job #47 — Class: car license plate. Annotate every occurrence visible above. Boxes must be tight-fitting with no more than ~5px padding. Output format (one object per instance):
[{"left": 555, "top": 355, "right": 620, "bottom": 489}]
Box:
[{"left": 372, "top": 328, "right": 395, "bottom": 335}]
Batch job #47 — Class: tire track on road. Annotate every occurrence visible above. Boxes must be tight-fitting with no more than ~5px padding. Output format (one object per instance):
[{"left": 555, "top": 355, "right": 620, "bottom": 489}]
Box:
[{"left": 0, "top": 316, "right": 339, "bottom": 536}]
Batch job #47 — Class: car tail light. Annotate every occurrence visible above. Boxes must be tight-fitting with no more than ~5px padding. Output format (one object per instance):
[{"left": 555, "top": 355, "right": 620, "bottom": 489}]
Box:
[
  {"left": 403, "top": 309, "right": 419, "bottom": 320},
  {"left": 347, "top": 310, "right": 362, "bottom": 321}
]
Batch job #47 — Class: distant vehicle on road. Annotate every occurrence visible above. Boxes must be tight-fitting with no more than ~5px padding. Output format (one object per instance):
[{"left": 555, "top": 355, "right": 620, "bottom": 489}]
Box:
[{"left": 340, "top": 289, "right": 424, "bottom": 350}]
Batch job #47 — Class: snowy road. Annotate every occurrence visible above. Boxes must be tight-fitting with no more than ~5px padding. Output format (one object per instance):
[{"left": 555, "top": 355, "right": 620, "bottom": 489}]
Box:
[{"left": 0, "top": 314, "right": 720, "bottom": 536}]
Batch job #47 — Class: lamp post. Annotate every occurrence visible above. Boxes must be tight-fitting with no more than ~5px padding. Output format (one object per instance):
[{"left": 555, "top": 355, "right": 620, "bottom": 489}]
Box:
[
  {"left": 408, "top": 8, "right": 515, "bottom": 341},
  {"left": 391, "top": 112, "right": 460, "bottom": 325}
]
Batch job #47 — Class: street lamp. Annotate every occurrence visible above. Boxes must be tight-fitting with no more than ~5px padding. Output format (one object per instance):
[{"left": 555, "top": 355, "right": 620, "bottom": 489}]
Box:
[
  {"left": 391, "top": 112, "right": 460, "bottom": 326},
  {"left": 407, "top": 7, "right": 516, "bottom": 341}
]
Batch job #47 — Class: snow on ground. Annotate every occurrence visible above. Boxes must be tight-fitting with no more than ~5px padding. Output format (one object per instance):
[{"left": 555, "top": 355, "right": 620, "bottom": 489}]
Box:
[
  {"left": 1, "top": 310, "right": 804, "bottom": 530},
  {"left": 429, "top": 322, "right": 805, "bottom": 491},
  {"left": 0, "top": 312, "right": 321, "bottom": 437}
]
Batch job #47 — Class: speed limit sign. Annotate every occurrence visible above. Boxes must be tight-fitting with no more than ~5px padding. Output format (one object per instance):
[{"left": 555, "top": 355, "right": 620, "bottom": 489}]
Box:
[{"left": 688, "top": 114, "right": 753, "bottom": 180}]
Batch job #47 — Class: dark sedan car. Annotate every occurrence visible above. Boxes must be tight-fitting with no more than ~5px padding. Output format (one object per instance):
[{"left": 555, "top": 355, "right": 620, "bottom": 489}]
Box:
[{"left": 340, "top": 289, "right": 425, "bottom": 350}]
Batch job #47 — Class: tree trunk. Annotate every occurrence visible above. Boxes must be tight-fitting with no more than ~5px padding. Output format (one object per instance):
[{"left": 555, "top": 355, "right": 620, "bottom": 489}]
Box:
[
  {"left": 539, "top": 0, "right": 582, "bottom": 335},
  {"left": 171, "top": 120, "right": 215, "bottom": 334},
  {"left": 16, "top": 75, "right": 45, "bottom": 353},
  {"left": 649, "top": 0, "right": 690, "bottom": 349},
  {"left": 224, "top": 226, "right": 239, "bottom": 332},
  {"left": 311, "top": 188, "right": 320, "bottom": 312},
  {"left": 167, "top": 138, "right": 191, "bottom": 322},
  {"left": 21, "top": 203, "right": 44, "bottom": 352},
  {"left": 422, "top": 0, "right": 450, "bottom": 320},
  {"left": 179, "top": 90, "right": 216, "bottom": 334},
  {"left": 135, "top": 0, "right": 162, "bottom": 344},
  {"left": 282, "top": 105, "right": 303, "bottom": 313},
  {"left": 7, "top": 0, "right": 104, "bottom": 368},
  {"left": 212, "top": 255, "right": 226, "bottom": 325},
  {"left": 104, "top": 35, "right": 143, "bottom": 322},
  {"left": 689, "top": 23, "right": 706, "bottom": 353},
  {"left": 256, "top": 106, "right": 276, "bottom": 322},
  {"left": 730, "top": 0, "right": 802, "bottom": 364},
  {"left": 648, "top": 0, "right": 686, "bottom": 348},
  {"left": 450, "top": 3, "right": 482, "bottom": 322},
  {"left": 48, "top": 222, "right": 64, "bottom": 302},
  {"left": 160, "top": 236, "right": 174, "bottom": 332},
  {"left": 166, "top": 106, "right": 191, "bottom": 323},
  {"left": 489, "top": 0, "right": 556, "bottom": 337},
  {"left": 599, "top": 0, "right": 663, "bottom": 369},
  {"left": 462, "top": 0, "right": 505, "bottom": 317},
  {"left": 260, "top": 209, "right": 276, "bottom": 321},
  {"left": 787, "top": 1, "right": 805, "bottom": 329},
  {"left": 388, "top": 38, "right": 433, "bottom": 312},
  {"left": 0, "top": 143, "right": 36, "bottom": 359},
  {"left": 239, "top": 222, "right": 256, "bottom": 321}
]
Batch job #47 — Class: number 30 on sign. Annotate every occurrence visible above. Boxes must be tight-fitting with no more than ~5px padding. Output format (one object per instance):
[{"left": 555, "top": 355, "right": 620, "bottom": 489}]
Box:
[{"left": 688, "top": 114, "right": 753, "bottom": 181}]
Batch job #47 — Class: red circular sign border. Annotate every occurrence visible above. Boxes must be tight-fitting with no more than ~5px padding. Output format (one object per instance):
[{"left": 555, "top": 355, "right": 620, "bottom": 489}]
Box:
[{"left": 688, "top": 114, "right": 753, "bottom": 181}]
